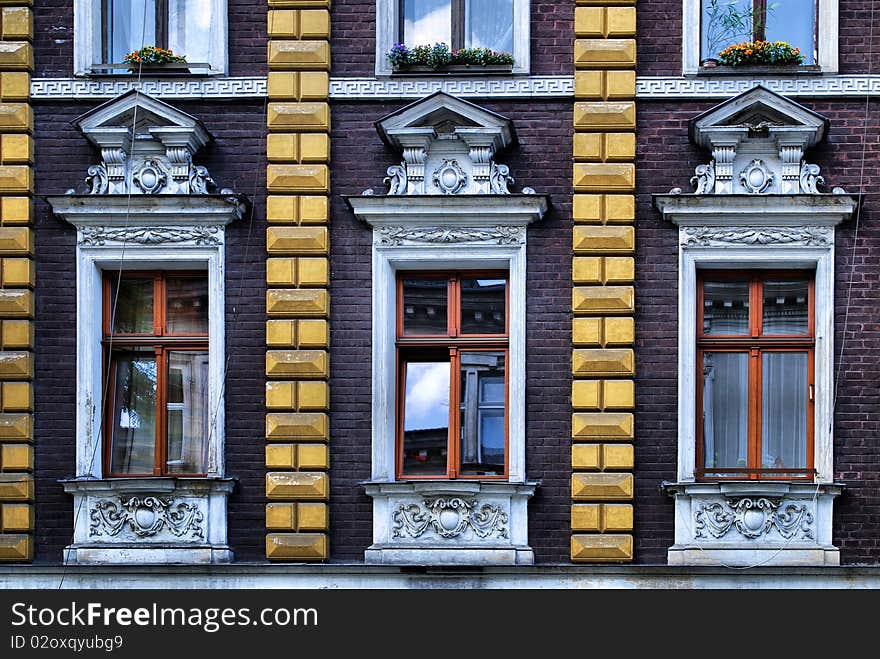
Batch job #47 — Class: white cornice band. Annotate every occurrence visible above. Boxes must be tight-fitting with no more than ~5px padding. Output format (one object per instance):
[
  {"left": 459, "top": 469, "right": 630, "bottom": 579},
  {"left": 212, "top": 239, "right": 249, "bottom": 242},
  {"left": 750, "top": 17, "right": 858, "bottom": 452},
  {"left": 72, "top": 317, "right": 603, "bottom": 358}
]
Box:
[{"left": 29, "top": 75, "right": 880, "bottom": 100}]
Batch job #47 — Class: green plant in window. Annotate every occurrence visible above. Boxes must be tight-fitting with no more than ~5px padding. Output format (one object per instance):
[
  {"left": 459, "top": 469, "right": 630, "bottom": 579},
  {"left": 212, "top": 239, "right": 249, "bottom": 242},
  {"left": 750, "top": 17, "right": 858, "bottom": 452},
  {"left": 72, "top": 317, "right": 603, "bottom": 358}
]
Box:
[
  {"left": 123, "top": 46, "right": 187, "bottom": 66},
  {"left": 703, "top": 0, "right": 779, "bottom": 63}
]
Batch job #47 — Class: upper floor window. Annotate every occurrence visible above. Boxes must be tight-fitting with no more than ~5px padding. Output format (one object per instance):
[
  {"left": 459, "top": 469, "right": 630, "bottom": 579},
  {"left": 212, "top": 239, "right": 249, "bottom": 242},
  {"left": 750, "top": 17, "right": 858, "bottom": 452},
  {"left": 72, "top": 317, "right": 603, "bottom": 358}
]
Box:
[
  {"left": 397, "top": 272, "right": 509, "bottom": 479},
  {"left": 74, "top": 0, "right": 228, "bottom": 75},
  {"left": 697, "top": 271, "right": 815, "bottom": 481}
]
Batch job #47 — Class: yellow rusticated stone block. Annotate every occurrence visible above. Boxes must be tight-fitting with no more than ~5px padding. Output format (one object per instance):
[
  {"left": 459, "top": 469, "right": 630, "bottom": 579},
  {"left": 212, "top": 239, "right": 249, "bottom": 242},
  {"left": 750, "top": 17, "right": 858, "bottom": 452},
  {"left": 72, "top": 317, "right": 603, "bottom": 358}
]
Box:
[
  {"left": 266, "top": 472, "right": 328, "bottom": 499},
  {"left": 267, "top": 194, "right": 328, "bottom": 224},
  {"left": 572, "top": 317, "right": 601, "bottom": 346},
  {"left": 605, "top": 70, "right": 636, "bottom": 100},
  {"left": 0, "top": 474, "right": 32, "bottom": 500},
  {"left": 573, "top": 102, "right": 636, "bottom": 130},
  {"left": 268, "top": 10, "right": 330, "bottom": 39},
  {"left": 266, "top": 533, "right": 327, "bottom": 561},
  {"left": 571, "top": 504, "right": 632, "bottom": 532},
  {"left": 572, "top": 286, "right": 634, "bottom": 314},
  {"left": 267, "top": 71, "right": 329, "bottom": 100},
  {"left": 604, "top": 317, "right": 634, "bottom": 346},
  {"left": 267, "top": 258, "right": 296, "bottom": 286},
  {"left": 266, "top": 412, "right": 328, "bottom": 441},
  {"left": 574, "top": 70, "right": 603, "bottom": 100},
  {"left": 604, "top": 133, "right": 635, "bottom": 161},
  {"left": 0, "top": 42, "right": 32, "bottom": 70},
  {"left": 0, "top": 533, "right": 31, "bottom": 561},
  {"left": 572, "top": 133, "right": 602, "bottom": 162},
  {"left": 574, "top": 7, "right": 604, "bottom": 38},
  {"left": 0, "top": 382, "right": 34, "bottom": 412},
  {"left": 572, "top": 473, "right": 634, "bottom": 500},
  {"left": 573, "top": 348, "right": 634, "bottom": 377},
  {"left": 266, "top": 257, "right": 327, "bottom": 287},
  {"left": 266, "top": 350, "right": 328, "bottom": 378},
  {"left": 266, "top": 381, "right": 296, "bottom": 410},
  {"left": 603, "top": 380, "right": 634, "bottom": 410},
  {"left": 0, "top": 196, "right": 29, "bottom": 224},
  {"left": 0, "top": 134, "right": 31, "bottom": 164},
  {"left": 572, "top": 380, "right": 600, "bottom": 410},
  {"left": 0, "top": 413, "right": 30, "bottom": 440},
  {"left": 0, "top": 226, "right": 30, "bottom": 254},
  {"left": 268, "top": 41, "right": 330, "bottom": 70},
  {"left": 1, "top": 258, "right": 32, "bottom": 288},
  {"left": 269, "top": 0, "right": 330, "bottom": 9},
  {"left": 267, "top": 226, "right": 328, "bottom": 255},
  {"left": 604, "top": 257, "right": 634, "bottom": 283},
  {"left": 574, "top": 39, "right": 636, "bottom": 69},
  {"left": 605, "top": 194, "right": 634, "bottom": 222},
  {"left": 266, "top": 502, "right": 297, "bottom": 530},
  {"left": 0, "top": 73, "right": 28, "bottom": 101},
  {"left": 266, "top": 289, "right": 328, "bottom": 317},
  {"left": 573, "top": 194, "right": 603, "bottom": 223},
  {"left": 297, "top": 502, "right": 327, "bottom": 530},
  {"left": 1, "top": 503, "right": 32, "bottom": 531},
  {"left": 571, "top": 534, "right": 633, "bottom": 562},
  {"left": 572, "top": 257, "right": 601, "bottom": 285},
  {"left": 267, "top": 164, "right": 329, "bottom": 193},
  {"left": 298, "top": 443, "right": 328, "bottom": 469},
  {"left": 0, "top": 165, "right": 31, "bottom": 192},
  {"left": 298, "top": 257, "right": 328, "bottom": 286},
  {"left": 1, "top": 320, "right": 31, "bottom": 348},
  {"left": 0, "top": 8, "right": 32, "bottom": 40},
  {"left": 607, "top": 7, "right": 636, "bottom": 36},
  {"left": 266, "top": 319, "right": 329, "bottom": 347},
  {"left": 266, "top": 380, "right": 328, "bottom": 411},
  {"left": 572, "top": 194, "right": 634, "bottom": 224},
  {"left": 0, "top": 352, "right": 30, "bottom": 379},
  {"left": 0, "top": 290, "right": 32, "bottom": 318},
  {"left": 266, "top": 444, "right": 297, "bottom": 469},
  {"left": 267, "top": 102, "right": 330, "bottom": 132},
  {"left": 572, "top": 444, "right": 601, "bottom": 470},
  {"left": 573, "top": 163, "right": 635, "bottom": 192},
  {"left": 603, "top": 443, "right": 634, "bottom": 470},
  {"left": 572, "top": 412, "right": 633, "bottom": 440},
  {"left": 1, "top": 444, "right": 32, "bottom": 471},
  {"left": 573, "top": 225, "right": 634, "bottom": 253},
  {"left": 267, "top": 133, "right": 329, "bottom": 163},
  {"left": 298, "top": 319, "right": 329, "bottom": 346},
  {"left": 0, "top": 104, "right": 30, "bottom": 133}
]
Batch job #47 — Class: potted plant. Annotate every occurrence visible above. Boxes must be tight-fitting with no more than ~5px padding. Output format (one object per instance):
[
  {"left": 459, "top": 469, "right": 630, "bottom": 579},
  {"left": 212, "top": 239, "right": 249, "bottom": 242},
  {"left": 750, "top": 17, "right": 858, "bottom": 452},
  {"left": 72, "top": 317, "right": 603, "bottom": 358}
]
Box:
[
  {"left": 123, "top": 46, "right": 190, "bottom": 74},
  {"left": 388, "top": 43, "right": 514, "bottom": 74},
  {"left": 701, "top": 0, "right": 775, "bottom": 67},
  {"left": 717, "top": 39, "right": 805, "bottom": 68}
]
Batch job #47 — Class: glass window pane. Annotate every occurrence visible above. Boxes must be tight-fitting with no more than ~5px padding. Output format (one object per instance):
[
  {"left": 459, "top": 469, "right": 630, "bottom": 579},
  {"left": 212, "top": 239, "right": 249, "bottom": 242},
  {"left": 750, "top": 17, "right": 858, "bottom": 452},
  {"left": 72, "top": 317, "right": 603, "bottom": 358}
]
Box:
[
  {"left": 465, "top": 0, "right": 513, "bottom": 52},
  {"left": 166, "top": 351, "right": 209, "bottom": 474},
  {"left": 762, "top": 352, "right": 808, "bottom": 474},
  {"left": 166, "top": 276, "right": 209, "bottom": 334},
  {"left": 765, "top": 0, "right": 816, "bottom": 65},
  {"left": 401, "top": 278, "right": 448, "bottom": 335},
  {"left": 460, "top": 352, "right": 505, "bottom": 475},
  {"left": 110, "top": 277, "right": 154, "bottom": 334},
  {"left": 702, "top": 279, "right": 750, "bottom": 335},
  {"left": 403, "top": 0, "right": 451, "bottom": 45},
  {"left": 402, "top": 360, "right": 450, "bottom": 475},
  {"left": 701, "top": 0, "right": 752, "bottom": 59},
  {"left": 762, "top": 279, "right": 809, "bottom": 335},
  {"left": 460, "top": 278, "right": 506, "bottom": 334},
  {"left": 702, "top": 352, "right": 749, "bottom": 474},
  {"left": 168, "top": 0, "right": 212, "bottom": 64},
  {"left": 109, "top": 351, "right": 157, "bottom": 474},
  {"left": 104, "top": 0, "right": 158, "bottom": 64}
]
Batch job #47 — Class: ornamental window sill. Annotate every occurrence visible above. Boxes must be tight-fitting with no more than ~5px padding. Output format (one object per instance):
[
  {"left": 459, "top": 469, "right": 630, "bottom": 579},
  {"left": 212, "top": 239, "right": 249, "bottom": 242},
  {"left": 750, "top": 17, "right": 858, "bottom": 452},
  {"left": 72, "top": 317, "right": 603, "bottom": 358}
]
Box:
[
  {"left": 694, "top": 64, "right": 824, "bottom": 76},
  {"left": 391, "top": 64, "right": 515, "bottom": 76}
]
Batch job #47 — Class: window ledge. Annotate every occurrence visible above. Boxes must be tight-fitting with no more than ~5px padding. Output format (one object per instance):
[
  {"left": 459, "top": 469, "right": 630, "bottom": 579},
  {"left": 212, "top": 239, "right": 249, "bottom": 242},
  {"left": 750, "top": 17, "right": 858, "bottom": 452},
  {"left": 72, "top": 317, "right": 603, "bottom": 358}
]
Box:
[
  {"left": 363, "top": 481, "right": 537, "bottom": 566},
  {"left": 391, "top": 64, "right": 515, "bottom": 76},
  {"left": 695, "top": 64, "right": 824, "bottom": 77}
]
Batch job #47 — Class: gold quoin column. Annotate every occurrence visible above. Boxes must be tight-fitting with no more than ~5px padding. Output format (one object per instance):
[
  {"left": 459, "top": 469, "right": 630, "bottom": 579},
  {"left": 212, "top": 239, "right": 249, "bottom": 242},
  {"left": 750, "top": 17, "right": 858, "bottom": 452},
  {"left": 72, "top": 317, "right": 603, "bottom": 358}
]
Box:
[
  {"left": 265, "top": 0, "right": 331, "bottom": 561},
  {"left": 570, "top": 0, "right": 636, "bottom": 562},
  {"left": 0, "top": 0, "right": 34, "bottom": 563}
]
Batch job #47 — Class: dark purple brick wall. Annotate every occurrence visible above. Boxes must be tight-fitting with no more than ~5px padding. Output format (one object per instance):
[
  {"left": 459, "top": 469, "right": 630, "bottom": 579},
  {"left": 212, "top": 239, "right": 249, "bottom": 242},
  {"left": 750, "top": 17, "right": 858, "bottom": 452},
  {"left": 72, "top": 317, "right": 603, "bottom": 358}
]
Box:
[
  {"left": 331, "top": 0, "right": 573, "bottom": 76},
  {"left": 329, "top": 99, "right": 573, "bottom": 563},
  {"left": 32, "top": 100, "right": 268, "bottom": 563},
  {"left": 638, "top": 0, "right": 880, "bottom": 76},
  {"left": 635, "top": 98, "right": 880, "bottom": 564},
  {"left": 33, "top": 0, "right": 266, "bottom": 78}
]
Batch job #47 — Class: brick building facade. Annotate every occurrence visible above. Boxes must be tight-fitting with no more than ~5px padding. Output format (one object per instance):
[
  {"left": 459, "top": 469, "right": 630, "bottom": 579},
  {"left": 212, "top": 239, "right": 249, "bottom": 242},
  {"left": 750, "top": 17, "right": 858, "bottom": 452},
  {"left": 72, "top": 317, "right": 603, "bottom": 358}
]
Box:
[{"left": 0, "top": 0, "right": 877, "bottom": 587}]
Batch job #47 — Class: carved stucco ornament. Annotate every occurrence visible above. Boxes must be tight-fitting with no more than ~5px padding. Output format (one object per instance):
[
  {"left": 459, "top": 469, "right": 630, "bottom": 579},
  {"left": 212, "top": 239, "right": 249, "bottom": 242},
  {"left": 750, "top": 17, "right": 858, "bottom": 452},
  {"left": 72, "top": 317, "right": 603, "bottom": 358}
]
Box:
[
  {"left": 680, "top": 226, "right": 833, "bottom": 247},
  {"left": 375, "top": 225, "right": 525, "bottom": 246},
  {"left": 89, "top": 496, "right": 204, "bottom": 539},
  {"left": 739, "top": 158, "right": 775, "bottom": 194},
  {"left": 694, "top": 497, "right": 814, "bottom": 540},
  {"left": 80, "top": 225, "right": 222, "bottom": 246},
  {"left": 432, "top": 159, "right": 469, "bottom": 194},
  {"left": 392, "top": 497, "right": 509, "bottom": 540}
]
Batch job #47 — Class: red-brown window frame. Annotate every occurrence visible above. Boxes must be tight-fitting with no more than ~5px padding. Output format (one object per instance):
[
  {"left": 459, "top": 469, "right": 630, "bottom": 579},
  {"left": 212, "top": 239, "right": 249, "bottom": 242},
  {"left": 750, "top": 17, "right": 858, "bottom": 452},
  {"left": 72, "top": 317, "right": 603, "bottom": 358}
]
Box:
[
  {"left": 102, "top": 271, "right": 209, "bottom": 478},
  {"left": 395, "top": 271, "right": 510, "bottom": 480},
  {"left": 695, "top": 270, "right": 815, "bottom": 481}
]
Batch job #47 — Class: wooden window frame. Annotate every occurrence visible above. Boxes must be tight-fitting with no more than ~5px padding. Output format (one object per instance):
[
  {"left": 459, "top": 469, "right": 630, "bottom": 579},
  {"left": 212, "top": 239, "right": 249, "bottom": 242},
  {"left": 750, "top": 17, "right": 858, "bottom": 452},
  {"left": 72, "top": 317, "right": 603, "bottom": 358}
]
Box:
[
  {"left": 696, "top": 270, "right": 815, "bottom": 481},
  {"left": 395, "top": 271, "right": 509, "bottom": 480},
  {"left": 102, "top": 271, "right": 209, "bottom": 478}
]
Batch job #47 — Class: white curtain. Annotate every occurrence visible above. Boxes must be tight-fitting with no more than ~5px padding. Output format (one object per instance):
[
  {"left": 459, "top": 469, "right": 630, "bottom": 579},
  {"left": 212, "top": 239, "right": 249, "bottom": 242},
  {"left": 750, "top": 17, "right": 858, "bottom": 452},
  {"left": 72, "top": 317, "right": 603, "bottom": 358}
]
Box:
[
  {"left": 702, "top": 352, "right": 749, "bottom": 470},
  {"left": 762, "top": 352, "right": 808, "bottom": 470},
  {"left": 466, "top": 0, "right": 513, "bottom": 52},
  {"left": 169, "top": 0, "right": 213, "bottom": 64},
  {"left": 104, "top": 0, "right": 157, "bottom": 63}
]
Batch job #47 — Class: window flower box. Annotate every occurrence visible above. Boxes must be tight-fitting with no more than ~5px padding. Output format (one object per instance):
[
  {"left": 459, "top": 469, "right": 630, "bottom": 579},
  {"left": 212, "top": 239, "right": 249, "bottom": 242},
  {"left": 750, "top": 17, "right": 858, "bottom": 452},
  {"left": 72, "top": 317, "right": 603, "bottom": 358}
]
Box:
[
  {"left": 387, "top": 43, "right": 514, "bottom": 75},
  {"left": 391, "top": 63, "right": 514, "bottom": 75}
]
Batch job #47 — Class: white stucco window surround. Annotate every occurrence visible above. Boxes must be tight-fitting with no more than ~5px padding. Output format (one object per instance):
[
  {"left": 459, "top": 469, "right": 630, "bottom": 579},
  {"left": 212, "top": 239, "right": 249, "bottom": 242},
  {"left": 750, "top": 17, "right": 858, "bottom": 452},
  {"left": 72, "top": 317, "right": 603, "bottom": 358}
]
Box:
[
  {"left": 73, "top": 0, "right": 228, "bottom": 76},
  {"left": 681, "top": 0, "right": 839, "bottom": 75},
  {"left": 374, "top": 0, "right": 531, "bottom": 76},
  {"left": 46, "top": 92, "right": 246, "bottom": 565},
  {"left": 347, "top": 93, "right": 548, "bottom": 565},
  {"left": 653, "top": 86, "right": 859, "bottom": 567}
]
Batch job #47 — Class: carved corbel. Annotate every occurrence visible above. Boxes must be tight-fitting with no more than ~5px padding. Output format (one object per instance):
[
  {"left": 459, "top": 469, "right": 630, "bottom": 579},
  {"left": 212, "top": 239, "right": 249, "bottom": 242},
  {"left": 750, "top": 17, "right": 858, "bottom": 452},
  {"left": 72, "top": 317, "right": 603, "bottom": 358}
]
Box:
[
  {"left": 778, "top": 143, "right": 805, "bottom": 193},
  {"left": 711, "top": 144, "right": 737, "bottom": 193}
]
